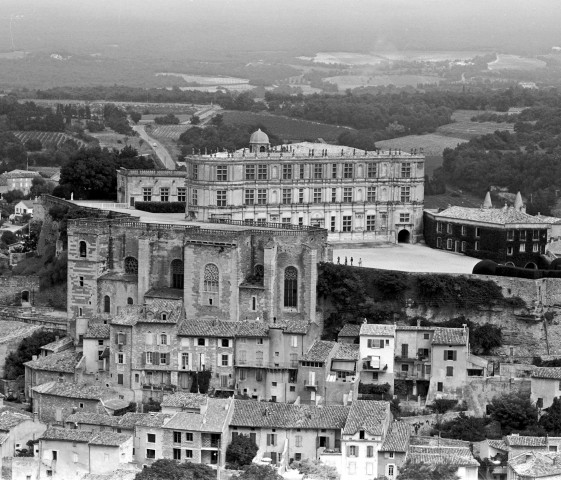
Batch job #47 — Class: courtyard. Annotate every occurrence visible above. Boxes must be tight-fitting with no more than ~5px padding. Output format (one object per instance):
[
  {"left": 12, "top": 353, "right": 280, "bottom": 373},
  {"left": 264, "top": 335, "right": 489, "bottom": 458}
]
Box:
[{"left": 332, "top": 243, "right": 480, "bottom": 274}]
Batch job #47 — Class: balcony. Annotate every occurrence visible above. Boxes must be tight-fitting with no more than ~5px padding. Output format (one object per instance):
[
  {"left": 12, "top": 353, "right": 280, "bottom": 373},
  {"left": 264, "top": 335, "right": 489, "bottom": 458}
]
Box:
[
  {"left": 394, "top": 371, "right": 430, "bottom": 381},
  {"left": 304, "top": 380, "right": 318, "bottom": 389},
  {"left": 201, "top": 434, "right": 221, "bottom": 449},
  {"left": 141, "top": 383, "right": 177, "bottom": 391},
  {"left": 362, "top": 359, "right": 387, "bottom": 371},
  {"left": 235, "top": 360, "right": 298, "bottom": 370}
]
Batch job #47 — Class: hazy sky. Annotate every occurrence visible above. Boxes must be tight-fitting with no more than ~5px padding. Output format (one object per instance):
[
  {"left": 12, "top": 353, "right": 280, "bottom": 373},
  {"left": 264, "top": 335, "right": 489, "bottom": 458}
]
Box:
[{"left": 1, "top": 0, "right": 560, "bottom": 57}]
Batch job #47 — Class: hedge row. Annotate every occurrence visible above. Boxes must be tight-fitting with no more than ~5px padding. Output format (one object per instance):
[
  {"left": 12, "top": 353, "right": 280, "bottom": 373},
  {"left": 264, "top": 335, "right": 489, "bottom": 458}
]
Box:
[{"left": 134, "top": 202, "right": 186, "bottom": 213}]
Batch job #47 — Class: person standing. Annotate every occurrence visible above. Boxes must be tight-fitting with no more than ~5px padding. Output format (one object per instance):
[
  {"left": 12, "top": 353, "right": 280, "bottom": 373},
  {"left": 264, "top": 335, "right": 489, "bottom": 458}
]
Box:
[
  {"left": 337, "top": 256, "right": 340, "bottom": 264},
  {"left": 345, "top": 256, "right": 348, "bottom": 265},
  {"left": 350, "top": 257, "right": 353, "bottom": 266}
]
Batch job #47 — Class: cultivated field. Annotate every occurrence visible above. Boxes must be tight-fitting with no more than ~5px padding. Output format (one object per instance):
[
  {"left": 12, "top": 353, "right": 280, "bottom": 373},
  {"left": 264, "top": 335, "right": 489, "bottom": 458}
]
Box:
[
  {"left": 13, "top": 131, "right": 88, "bottom": 149},
  {"left": 324, "top": 74, "right": 441, "bottom": 89},
  {"left": 487, "top": 54, "right": 546, "bottom": 71},
  {"left": 87, "top": 130, "right": 153, "bottom": 155},
  {"left": 376, "top": 133, "right": 467, "bottom": 157},
  {"left": 436, "top": 110, "right": 515, "bottom": 140},
  {"left": 150, "top": 125, "right": 191, "bottom": 140},
  {"left": 222, "top": 111, "right": 353, "bottom": 142}
]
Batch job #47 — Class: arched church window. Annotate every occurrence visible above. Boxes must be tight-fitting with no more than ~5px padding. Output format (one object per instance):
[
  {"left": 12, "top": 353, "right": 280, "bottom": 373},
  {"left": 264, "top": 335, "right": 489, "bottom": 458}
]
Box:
[
  {"left": 284, "top": 267, "right": 298, "bottom": 308},
  {"left": 171, "top": 260, "right": 184, "bottom": 289},
  {"left": 203, "top": 264, "right": 219, "bottom": 293},
  {"left": 104, "top": 295, "right": 111, "bottom": 313},
  {"left": 124, "top": 257, "right": 138, "bottom": 275},
  {"left": 79, "top": 241, "right": 87, "bottom": 258}
]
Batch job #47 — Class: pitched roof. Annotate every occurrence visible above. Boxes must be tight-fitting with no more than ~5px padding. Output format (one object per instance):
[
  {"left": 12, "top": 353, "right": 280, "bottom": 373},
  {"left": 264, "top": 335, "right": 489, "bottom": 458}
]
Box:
[
  {"left": 301, "top": 340, "right": 336, "bottom": 362},
  {"left": 231, "top": 400, "right": 349, "bottom": 430},
  {"left": 488, "top": 439, "right": 508, "bottom": 452},
  {"left": 531, "top": 367, "right": 561, "bottom": 380},
  {"left": 90, "top": 432, "right": 132, "bottom": 447},
  {"left": 65, "top": 412, "right": 122, "bottom": 428},
  {"left": 432, "top": 327, "right": 467, "bottom": 346},
  {"left": 40, "top": 427, "right": 93, "bottom": 443},
  {"left": 24, "top": 351, "right": 81, "bottom": 373},
  {"left": 144, "top": 288, "right": 184, "bottom": 300},
  {"left": 84, "top": 323, "right": 110, "bottom": 339},
  {"left": 164, "top": 398, "right": 231, "bottom": 433},
  {"left": 161, "top": 392, "right": 207, "bottom": 409},
  {"left": 408, "top": 445, "right": 479, "bottom": 467},
  {"left": 0, "top": 410, "right": 33, "bottom": 431},
  {"left": 117, "top": 412, "right": 172, "bottom": 429},
  {"left": 360, "top": 323, "right": 396, "bottom": 337},
  {"left": 380, "top": 421, "right": 412, "bottom": 452},
  {"left": 32, "top": 381, "right": 117, "bottom": 401},
  {"left": 40, "top": 336, "right": 73, "bottom": 352},
  {"left": 410, "top": 436, "right": 471, "bottom": 447},
  {"left": 505, "top": 435, "right": 561, "bottom": 448},
  {"left": 342, "top": 400, "right": 389, "bottom": 436},
  {"left": 433, "top": 206, "right": 553, "bottom": 226},
  {"left": 178, "top": 319, "right": 237, "bottom": 337},
  {"left": 332, "top": 343, "right": 359, "bottom": 361},
  {"left": 338, "top": 323, "right": 361, "bottom": 338},
  {"left": 276, "top": 319, "right": 309, "bottom": 335},
  {"left": 509, "top": 451, "right": 561, "bottom": 477},
  {"left": 235, "top": 321, "right": 269, "bottom": 337}
]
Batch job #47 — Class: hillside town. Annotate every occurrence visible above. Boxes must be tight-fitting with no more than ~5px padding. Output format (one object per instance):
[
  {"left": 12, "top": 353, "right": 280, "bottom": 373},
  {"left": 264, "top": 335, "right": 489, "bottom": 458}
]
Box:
[{"left": 0, "top": 124, "right": 560, "bottom": 480}]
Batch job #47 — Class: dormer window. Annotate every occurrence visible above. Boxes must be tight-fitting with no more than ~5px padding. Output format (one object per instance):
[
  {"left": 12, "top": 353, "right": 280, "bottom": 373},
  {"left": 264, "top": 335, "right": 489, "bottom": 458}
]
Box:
[
  {"left": 161, "top": 313, "right": 168, "bottom": 321},
  {"left": 359, "top": 430, "right": 365, "bottom": 439}
]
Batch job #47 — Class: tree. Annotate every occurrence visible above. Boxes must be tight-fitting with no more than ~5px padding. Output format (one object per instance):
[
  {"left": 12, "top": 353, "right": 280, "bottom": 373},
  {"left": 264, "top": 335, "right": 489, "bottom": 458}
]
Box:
[
  {"left": 291, "top": 459, "right": 340, "bottom": 480},
  {"left": 2, "top": 189, "right": 25, "bottom": 204},
  {"left": 135, "top": 459, "right": 215, "bottom": 480},
  {"left": 226, "top": 434, "right": 259, "bottom": 469},
  {"left": 231, "top": 464, "right": 282, "bottom": 480},
  {"left": 190, "top": 115, "right": 201, "bottom": 125},
  {"left": 25, "top": 138, "right": 42, "bottom": 152},
  {"left": 434, "top": 412, "right": 490, "bottom": 442},
  {"left": 1, "top": 230, "right": 17, "bottom": 245},
  {"left": 488, "top": 392, "right": 538, "bottom": 434},
  {"left": 4, "top": 329, "right": 65, "bottom": 379},
  {"left": 129, "top": 111, "right": 142, "bottom": 124},
  {"left": 397, "top": 460, "right": 459, "bottom": 480},
  {"left": 539, "top": 397, "right": 561, "bottom": 435},
  {"left": 29, "top": 176, "right": 54, "bottom": 198}
]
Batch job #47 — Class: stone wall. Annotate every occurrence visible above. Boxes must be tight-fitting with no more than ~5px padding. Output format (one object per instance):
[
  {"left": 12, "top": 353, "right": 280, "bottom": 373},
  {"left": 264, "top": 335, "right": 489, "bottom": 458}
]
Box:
[{"left": 0, "top": 276, "right": 40, "bottom": 306}]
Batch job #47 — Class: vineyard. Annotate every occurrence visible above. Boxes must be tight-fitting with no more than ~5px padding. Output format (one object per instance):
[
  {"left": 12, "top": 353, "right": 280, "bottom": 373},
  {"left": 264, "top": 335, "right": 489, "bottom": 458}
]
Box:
[
  {"left": 12, "top": 131, "right": 88, "bottom": 149},
  {"left": 222, "top": 111, "right": 353, "bottom": 142},
  {"left": 150, "top": 125, "right": 191, "bottom": 140}
]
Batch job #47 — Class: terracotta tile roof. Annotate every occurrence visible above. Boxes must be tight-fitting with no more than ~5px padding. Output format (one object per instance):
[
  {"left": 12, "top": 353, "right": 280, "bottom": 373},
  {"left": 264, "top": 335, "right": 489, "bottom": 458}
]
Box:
[
  {"left": 24, "top": 351, "right": 81, "bottom": 373},
  {"left": 333, "top": 343, "right": 359, "bottom": 361},
  {"left": 531, "top": 367, "right": 561, "bottom": 380},
  {"left": 162, "top": 392, "right": 207, "bottom": 409},
  {"left": 410, "top": 436, "right": 471, "bottom": 447},
  {"left": 432, "top": 327, "right": 467, "bottom": 346},
  {"left": 433, "top": 206, "right": 552, "bottom": 226},
  {"left": 380, "top": 421, "right": 411, "bottom": 452},
  {"left": 142, "top": 300, "right": 183, "bottom": 323},
  {"left": 112, "top": 306, "right": 142, "bottom": 326},
  {"left": 32, "top": 381, "right": 117, "bottom": 401},
  {"left": 178, "top": 319, "right": 237, "bottom": 337},
  {"left": 395, "top": 326, "right": 435, "bottom": 332},
  {"left": 5, "top": 169, "right": 40, "bottom": 178},
  {"left": 235, "top": 322, "right": 269, "bottom": 337},
  {"left": 277, "top": 320, "right": 309, "bottom": 334},
  {"left": 40, "top": 427, "right": 93, "bottom": 443},
  {"left": 117, "top": 412, "right": 172, "bottom": 429},
  {"left": 343, "top": 400, "right": 388, "bottom": 436},
  {"left": 408, "top": 445, "right": 479, "bottom": 467},
  {"left": 488, "top": 439, "right": 508, "bottom": 451},
  {"left": 84, "top": 324, "right": 110, "bottom": 339},
  {"left": 505, "top": 435, "right": 561, "bottom": 448},
  {"left": 231, "top": 400, "right": 349, "bottom": 429},
  {"left": 90, "top": 432, "right": 132, "bottom": 447},
  {"left": 0, "top": 411, "right": 33, "bottom": 431},
  {"left": 509, "top": 451, "right": 561, "bottom": 477},
  {"left": 301, "top": 340, "right": 336, "bottom": 362},
  {"left": 360, "top": 324, "right": 396, "bottom": 337},
  {"left": 99, "top": 273, "right": 137, "bottom": 283},
  {"left": 41, "top": 336, "right": 73, "bottom": 352},
  {"left": 65, "top": 412, "right": 122, "bottom": 428},
  {"left": 338, "top": 324, "right": 361, "bottom": 338},
  {"left": 164, "top": 398, "right": 231, "bottom": 433}
]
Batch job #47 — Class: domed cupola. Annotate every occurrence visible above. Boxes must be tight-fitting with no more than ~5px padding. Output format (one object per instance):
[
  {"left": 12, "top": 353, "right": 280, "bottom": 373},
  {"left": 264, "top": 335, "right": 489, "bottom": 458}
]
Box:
[{"left": 249, "top": 129, "right": 270, "bottom": 153}]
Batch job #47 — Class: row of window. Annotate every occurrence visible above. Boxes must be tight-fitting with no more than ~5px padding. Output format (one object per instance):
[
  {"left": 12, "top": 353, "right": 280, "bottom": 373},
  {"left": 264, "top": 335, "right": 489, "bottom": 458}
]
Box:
[
  {"left": 210, "top": 186, "right": 412, "bottom": 207},
  {"left": 436, "top": 237, "right": 542, "bottom": 254},
  {"left": 142, "top": 187, "right": 186, "bottom": 202},
  {"left": 347, "top": 444, "right": 377, "bottom": 457},
  {"left": 196, "top": 162, "right": 413, "bottom": 182},
  {"left": 437, "top": 223, "right": 544, "bottom": 241}
]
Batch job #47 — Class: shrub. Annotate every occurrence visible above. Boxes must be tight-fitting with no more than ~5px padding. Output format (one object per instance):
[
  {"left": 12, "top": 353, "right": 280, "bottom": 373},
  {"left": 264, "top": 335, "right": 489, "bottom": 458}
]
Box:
[
  {"left": 358, "top": 383, "right": 391, "bottom": 395},
  {"left": 134, "top": 201, "right": 186, "bottom": 213},
  {"left": 428, "top": 399, "right": 458, "bottom": 414}
]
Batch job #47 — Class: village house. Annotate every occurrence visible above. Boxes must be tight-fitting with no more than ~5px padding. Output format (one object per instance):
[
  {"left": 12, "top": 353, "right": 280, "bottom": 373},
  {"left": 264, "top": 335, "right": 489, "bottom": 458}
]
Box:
[
  {"left": 359, "top": 324, "right": 396, "bottom": 392},
  {"left": 507, "top": 451, "right": 561, "bottom": 480},
  {"left": 377, "top": 421, "right": 411, "bottom": 479},
  {"left": 38, "top": 427, "right": 133, "bottom": 480},
  {"left": 530, "top": 367, "right": 561, "bottom": 410},
  {"left": 13, "top": 200, "right": 34, "bottom": 218}
]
